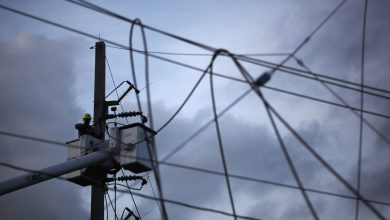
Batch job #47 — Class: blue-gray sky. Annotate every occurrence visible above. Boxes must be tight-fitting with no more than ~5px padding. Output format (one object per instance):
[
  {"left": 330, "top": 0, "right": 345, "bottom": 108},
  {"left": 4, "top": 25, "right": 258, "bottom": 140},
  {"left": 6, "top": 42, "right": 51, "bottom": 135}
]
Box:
[{"left": 0, "top": 0, "right": 390, "bottom": 219}]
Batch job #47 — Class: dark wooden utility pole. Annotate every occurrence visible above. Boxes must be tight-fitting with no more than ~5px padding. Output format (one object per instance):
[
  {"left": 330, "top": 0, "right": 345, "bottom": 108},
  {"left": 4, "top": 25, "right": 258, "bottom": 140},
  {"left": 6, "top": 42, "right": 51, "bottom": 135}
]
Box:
[{"left": 91, "top": 41, "right": 107, "bottom": 220}]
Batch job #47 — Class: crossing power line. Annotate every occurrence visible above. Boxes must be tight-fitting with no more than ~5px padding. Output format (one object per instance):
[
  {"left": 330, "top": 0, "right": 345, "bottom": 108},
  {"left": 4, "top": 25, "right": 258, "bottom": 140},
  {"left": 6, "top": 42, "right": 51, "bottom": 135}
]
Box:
[{"left": 1, "top": 1, "right": 389, "bottom": 219}]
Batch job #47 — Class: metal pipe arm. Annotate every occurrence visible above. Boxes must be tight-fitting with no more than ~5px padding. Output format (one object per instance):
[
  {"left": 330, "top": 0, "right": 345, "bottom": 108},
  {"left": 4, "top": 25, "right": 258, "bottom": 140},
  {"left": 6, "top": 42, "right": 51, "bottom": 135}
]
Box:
[{"left": 0, "top": 150, "right": 112, "bottom": 196}]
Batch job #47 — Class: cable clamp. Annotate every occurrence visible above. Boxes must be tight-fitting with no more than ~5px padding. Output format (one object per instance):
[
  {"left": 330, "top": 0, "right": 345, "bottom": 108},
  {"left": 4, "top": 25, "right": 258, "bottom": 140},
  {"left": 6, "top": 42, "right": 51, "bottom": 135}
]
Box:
[{"left": 254, "top": 72, "right": 271, "bottom": 87}]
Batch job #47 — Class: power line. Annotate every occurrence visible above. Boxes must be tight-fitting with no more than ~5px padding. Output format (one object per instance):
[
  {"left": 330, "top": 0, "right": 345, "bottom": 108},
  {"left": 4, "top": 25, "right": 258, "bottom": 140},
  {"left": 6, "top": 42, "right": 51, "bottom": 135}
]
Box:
[
  {"left": 160, "top": 79, "right": 390, "bottom": 163},
  {"left": 147, "top": 173, "right": 164, "bottom": 219},
  {"left": 0, "top": 2, "right": 386, "bottom": 217},
  {"left": 223, "top": 50, "right": 386, "bottom": 218},
  {"left": 1, "top": 123, "right": 389, "bottom": 210},
  {"left": 0, "top": 158, "right": 261, "bottom": 219},
  {"left": 128, "top": 20, "right": 169, "bottom": 220},
  {"left": 120, "top": 168, "right": 141, "bottom": 219},
  {"left": 253, "top": 0, "right": 348, "bottom": 77},
  {"left": 356, "top": 0, "right": 369, "bottom": 219},
  {"left": 232, "top": 55, "right": 320, "bottom": 219},
  {"left": 161, "top": 88, "right": 252, "bottom": 162},
  {"left": 256, "top": 93, "right": 385, "bottom": 219},
  {"left": 3, "top": 2, "right": 390, "bottom": 102},
  {"left": 105, "top": 56, "right": 129, "bottom": 125},
  {"left": 1, "top": 3, "right": 389, "bottom": 104},
  {"left": 109, "top": 188, "right": 263, "bottom": 220},
  {"left": 0, "top": 158, "right": 260, "bottom": 220},
  {"left": 265, "top": 103, "right": 319, "bottom": 220},
  {"left": 65, "top": 0, "right": 384, "bottom": 96},
  {"left": 66, "top": 0, "right": 348, "bottom": 84},
  {"left": 106, "top": 45, "right": 290, "bottom": 57},
  {"left": 105, "top": 187, "right": 120, "bottom": 220},
  {"left": 293, "top": 57, "right": 390, "bottom": 148},
  {"left": 160, "top": 82, "right": 390, "bottom": 166},
  {"left": 67, "top": 0, "right": 390, "bottom": 99},
  {"left": 105, "top": 191, "right": 109, "bottom": 220},
  {"left": 155, "top": 58, "right": 209, "bottom": 133},
  {"left": 2, "top": 158, "right": 390, "bottom": 208},
  {"left": 209, "top": 50, "right": 238, "bottom": 220}
]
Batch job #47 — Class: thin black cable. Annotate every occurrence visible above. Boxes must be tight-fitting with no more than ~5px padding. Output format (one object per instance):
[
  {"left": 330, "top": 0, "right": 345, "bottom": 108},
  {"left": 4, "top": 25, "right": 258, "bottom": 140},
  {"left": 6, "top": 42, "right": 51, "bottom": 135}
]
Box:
[
  {"left": 147, "top": 173, "right": 164, "bottom": 218},
  {"left": 209, "top": 51, "right": 238, "bottom": 220},
  {"left": 129, "top": 19, "right": 159, "bottom": 179},
  {"left": 108, "top": 188, "right": 263, "bottom": 220},
  {"left": 236, "top": 53, "right": 390, "bottom": 99},
  {"left": 105, "top": 192, "right": 109, "bottom": 220},
  {"left": 106, "top": 182, "right": 144, "bottom": 190},
  {"left": 156, "top": 64, "right": 209, "bottom": 133},
  {"left": 128, "top": 19, "right": 144, "bottom": 116},
  {"left": 127, "top": 23, "right": 164, "bottom": 204},
  {"left": 0, "top": 148, "right": 382, "bottom": 209},
  {"left": 106, "top": 56, "right": 129, "bottom": 124},
  {"left": 68, "top": 0, "right": 383, "bottom": 97},
  {"left": 129, "top": 19, "right": 169, "bottom": 220},
  {"left": 228, "top": 46, "right": 386, "bottom": 217},
  {"left": 2, "top": 159, "right": 390, "bottom": 208},
  {"left": 2, "top": 3, "right": 389, "bottom": 101},
  {"left": 160, "top": 81, "right": 390, "bottom": 163},
  {"left": 155, "top": 160, "right": 390, "bottom": 206},
  {"left": 232, "top": 55, "right": 320, "bottom": 219},
  {"left": 144, "top": 48, "right": 390, "bottom": 101},
  {"left": 255, "top": 93, "right": 385, "bottom": 219},
  {"left": 0, "top": 129, "right": 377, "bottom": 206},
  {"left": 106, "top": 187, "right": 120, "bottom": 220},
  {"left": 128, "top": 33, "right": 142, "bottom": 115},
  {"left": 0, "top": 128, "right": 380, "bottom": 208},
  {"left": 0, "top": 116, "right": 387, "bottom": 216},
  {"left": 106, "top": 45, "right": 290, "bottom": 57},
  {"left": 253, "top": 0, "right": 348, "bottom": 77},
  {"left": 143, "top": 130, "right": 168, "bottom": 220},
  {"left": 114, "top": 173, "right": 118, "bottom": 220},
  {"left": 81, "top": 0, "right": 390, "bottom": 98},
  {"left": 293, "top": 57, "right": 390, "bottom": 147},
  {"left": 265, "top": 104, "right": 319, "bottom": 220},
  {"left": 3, "top": 2, "right": 390, "bottom": 101},
  {"left": 66, "top": 0, "right": 215, "bottom": 52},
  {"left": 128, "top": 42, "right": 390, "bottom": 100},
  {"left": 160, "top": 80, "right": 390, "bottom": 165},
  {"left": 121, "top": 208, "right": 126, "bottom": 220},
  {"left": 120, "top": 168, "right": 141, "bottom": 219},
  {"left": 264, "top": 85, "right": 390, "bottom": 119},
  {"left": 3, "top": 62, "right": 390, "bottom": 151},
  {"left": 356, "top": 0, "right": 368, "bottom": 219},
  {"left": 234, "top": 55, "right": 386, "bottom": 219},
  {"left": 161, "top": 88, "right": 251, "bottom": 162},
  {"left": 66, "top": 0, "right": 347, "bottom": 82}
]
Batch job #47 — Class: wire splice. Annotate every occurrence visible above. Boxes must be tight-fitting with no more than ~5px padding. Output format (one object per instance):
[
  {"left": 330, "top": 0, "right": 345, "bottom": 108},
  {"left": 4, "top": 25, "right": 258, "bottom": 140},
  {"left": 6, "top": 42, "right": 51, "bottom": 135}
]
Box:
[{"left": 254, "top": 72, "right": 271, "bottom": 87}]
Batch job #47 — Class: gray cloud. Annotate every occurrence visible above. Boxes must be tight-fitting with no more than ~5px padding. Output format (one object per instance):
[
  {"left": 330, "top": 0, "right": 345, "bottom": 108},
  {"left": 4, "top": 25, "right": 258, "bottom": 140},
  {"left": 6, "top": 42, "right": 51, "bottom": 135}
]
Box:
[
  {"left": 0, "top": 34, "right": 88, "bottom": 220},
  {"left": 1, "top": 1, "right": 390, "bottom": 219}
]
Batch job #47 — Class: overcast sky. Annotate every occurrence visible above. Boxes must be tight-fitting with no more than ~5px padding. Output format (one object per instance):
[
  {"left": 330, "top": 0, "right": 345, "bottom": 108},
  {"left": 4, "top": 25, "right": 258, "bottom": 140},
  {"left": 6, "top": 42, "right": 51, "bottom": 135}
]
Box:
[{"left": 1, "top": 0, "right": 390, "bottom": 219}]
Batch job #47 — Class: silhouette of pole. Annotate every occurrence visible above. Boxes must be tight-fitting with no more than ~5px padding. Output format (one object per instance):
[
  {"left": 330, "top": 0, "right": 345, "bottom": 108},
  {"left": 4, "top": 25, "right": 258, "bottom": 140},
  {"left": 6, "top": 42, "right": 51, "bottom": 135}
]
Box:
[{"left": 91, "top": 41, "right": 107, "bottom": 220}]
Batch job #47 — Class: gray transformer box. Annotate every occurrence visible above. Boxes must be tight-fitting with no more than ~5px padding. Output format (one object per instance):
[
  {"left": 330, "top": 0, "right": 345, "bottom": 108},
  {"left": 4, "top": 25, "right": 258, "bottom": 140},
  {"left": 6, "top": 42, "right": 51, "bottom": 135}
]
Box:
[
  {"left": 66, "top": 135, "right": 103, "bottom": 186},
  {"left": 109, "top": 123, "right": 155, "bottom": 173}
]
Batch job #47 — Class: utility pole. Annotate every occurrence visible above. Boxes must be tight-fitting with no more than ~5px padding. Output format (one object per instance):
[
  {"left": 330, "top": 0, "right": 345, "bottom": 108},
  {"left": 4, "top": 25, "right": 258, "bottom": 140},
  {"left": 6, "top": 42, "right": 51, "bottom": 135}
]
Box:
[
  {"left": 0, "top": 41, "right": 153, "bottom": 219},
  {"left": 91, "top": 41, "right": 106, "bottom": 220}
]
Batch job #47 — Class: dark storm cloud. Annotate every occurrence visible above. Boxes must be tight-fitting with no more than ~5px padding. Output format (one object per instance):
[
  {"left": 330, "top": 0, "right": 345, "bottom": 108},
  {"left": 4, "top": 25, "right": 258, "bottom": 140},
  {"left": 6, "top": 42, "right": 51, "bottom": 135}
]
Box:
[
  {"left": 138, "top": 1, "right": 390, "bottom": 219},
  {"left": 0, "top": 34, "right": 88, "bottom": 219}
]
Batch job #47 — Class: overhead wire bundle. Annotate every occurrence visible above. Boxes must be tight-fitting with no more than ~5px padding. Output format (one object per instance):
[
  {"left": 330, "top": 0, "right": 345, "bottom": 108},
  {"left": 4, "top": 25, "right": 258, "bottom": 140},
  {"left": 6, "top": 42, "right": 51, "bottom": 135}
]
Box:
[{"left": 0, "top": 0, "right": 389, "bottom": 219}]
